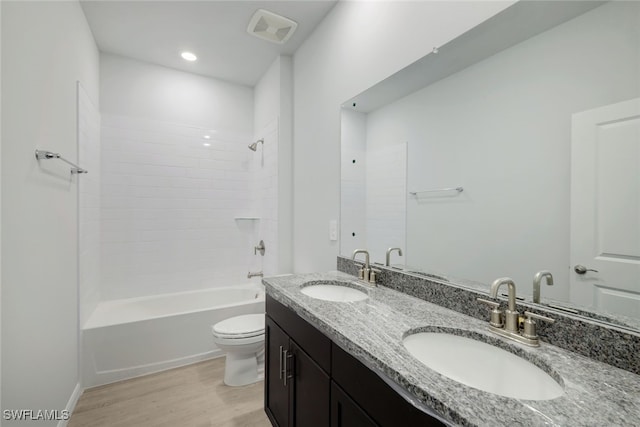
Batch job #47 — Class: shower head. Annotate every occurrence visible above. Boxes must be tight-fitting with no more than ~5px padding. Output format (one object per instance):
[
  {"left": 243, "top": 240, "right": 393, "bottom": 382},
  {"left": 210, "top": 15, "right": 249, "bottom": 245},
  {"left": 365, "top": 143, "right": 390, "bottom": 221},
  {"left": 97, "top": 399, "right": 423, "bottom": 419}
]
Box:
[{"left": 248, "top": 139, "right": 264, "bottom": 151}]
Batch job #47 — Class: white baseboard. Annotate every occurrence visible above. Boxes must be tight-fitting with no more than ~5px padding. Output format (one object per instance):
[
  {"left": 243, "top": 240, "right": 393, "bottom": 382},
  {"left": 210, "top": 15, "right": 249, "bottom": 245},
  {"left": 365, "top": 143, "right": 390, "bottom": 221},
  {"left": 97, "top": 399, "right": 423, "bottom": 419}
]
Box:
[
  {"left": 84, "top": 350, "right": 223, "bottom": 389},
  {"left": 58, "top": 382, "right": 83, "bottom": 427}
]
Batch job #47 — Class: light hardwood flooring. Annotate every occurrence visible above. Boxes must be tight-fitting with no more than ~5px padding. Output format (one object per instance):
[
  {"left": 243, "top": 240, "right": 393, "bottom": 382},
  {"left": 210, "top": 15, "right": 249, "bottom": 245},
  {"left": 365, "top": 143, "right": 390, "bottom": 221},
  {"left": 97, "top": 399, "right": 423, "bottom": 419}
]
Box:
[{"left": 69, "top": 358, "right": 272, "bottom": 427}]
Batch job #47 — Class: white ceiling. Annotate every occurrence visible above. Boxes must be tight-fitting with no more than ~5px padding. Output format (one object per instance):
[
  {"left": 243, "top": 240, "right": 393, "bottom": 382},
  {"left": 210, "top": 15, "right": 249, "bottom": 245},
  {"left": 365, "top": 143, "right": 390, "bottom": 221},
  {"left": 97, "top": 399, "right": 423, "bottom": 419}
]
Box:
[{"left": 80, "top": 1, "right": 337, "bottom": 87}]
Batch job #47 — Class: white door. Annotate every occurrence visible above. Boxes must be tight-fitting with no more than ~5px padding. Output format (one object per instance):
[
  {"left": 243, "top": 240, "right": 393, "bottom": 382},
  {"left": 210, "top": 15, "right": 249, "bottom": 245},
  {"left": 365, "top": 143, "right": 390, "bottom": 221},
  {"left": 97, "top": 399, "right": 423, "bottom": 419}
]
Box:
[{"left": 570, "top": 98, "right": 640, "bottom": 319}]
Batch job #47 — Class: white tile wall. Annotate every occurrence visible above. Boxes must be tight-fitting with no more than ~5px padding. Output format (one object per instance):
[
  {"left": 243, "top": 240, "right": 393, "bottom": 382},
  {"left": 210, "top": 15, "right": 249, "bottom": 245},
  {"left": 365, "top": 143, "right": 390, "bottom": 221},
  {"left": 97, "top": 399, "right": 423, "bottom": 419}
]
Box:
[
  {"left": 248, "top": 119, "right": 279, "bottom": 277},
  {"left": 100, "top": 115, "right": 255, "bottom": 299},
  {"left": 78, "top": 82, "right": 101, "bottom": 327},
  {"left": 366, "top": 142, "right": 407, "bottom": 263}
]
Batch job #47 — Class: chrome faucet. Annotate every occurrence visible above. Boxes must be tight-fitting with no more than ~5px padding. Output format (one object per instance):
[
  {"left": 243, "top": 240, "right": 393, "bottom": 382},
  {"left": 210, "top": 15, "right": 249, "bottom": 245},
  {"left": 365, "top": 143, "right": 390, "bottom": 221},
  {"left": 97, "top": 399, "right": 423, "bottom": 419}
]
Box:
[
  {"left": 478, "top": 276, "right": 555, "bottom": 347},
  {"left": 532, "top": 270, "right": 553, "bottom": 303},
  {"left": 385, "top": 247, "right": 403, "bottom": 266},
  {"left": 352, "top": 249, "right": 371, "bottom": 281},
  {"left": 352, "top": 249, "right": 381, "bottom": 284},
  {"left": 490, "top": 277, "right": 519, "bottom": 334},
  {"left": 248, "top": 271, "right": 263, "bottom": 278}
]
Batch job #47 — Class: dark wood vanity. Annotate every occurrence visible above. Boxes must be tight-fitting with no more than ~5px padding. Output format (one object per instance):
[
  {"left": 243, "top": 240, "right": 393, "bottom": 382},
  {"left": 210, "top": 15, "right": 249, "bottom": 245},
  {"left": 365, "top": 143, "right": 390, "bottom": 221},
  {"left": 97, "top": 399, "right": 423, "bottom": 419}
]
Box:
[{"left": 264, "top": 294, "right": 445, "bottom": 427}]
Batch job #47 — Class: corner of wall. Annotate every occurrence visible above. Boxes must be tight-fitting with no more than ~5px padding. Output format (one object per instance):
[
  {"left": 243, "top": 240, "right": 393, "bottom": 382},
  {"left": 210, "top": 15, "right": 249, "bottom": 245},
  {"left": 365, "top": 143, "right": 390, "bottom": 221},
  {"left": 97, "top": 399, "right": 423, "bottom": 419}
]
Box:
[
  {"left": 57, "top": 383, "right": 82, "bottom": 427},
  {"left": 2, "top": 0, "right": 99, "bottom": 417},
  {"left": 278, "top": 56, "right": 294, "bottom": 274}
]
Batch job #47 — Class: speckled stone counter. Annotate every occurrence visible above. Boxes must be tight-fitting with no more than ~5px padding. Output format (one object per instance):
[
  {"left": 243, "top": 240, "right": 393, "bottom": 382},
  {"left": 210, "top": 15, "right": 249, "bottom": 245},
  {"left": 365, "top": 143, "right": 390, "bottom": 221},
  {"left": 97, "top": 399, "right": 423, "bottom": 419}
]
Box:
[
  {"left": 339, "top": 256, "right": 640, "bottom": 376},
  {"left": 264, "top": 271, "right": 640, "bottom": 427}
]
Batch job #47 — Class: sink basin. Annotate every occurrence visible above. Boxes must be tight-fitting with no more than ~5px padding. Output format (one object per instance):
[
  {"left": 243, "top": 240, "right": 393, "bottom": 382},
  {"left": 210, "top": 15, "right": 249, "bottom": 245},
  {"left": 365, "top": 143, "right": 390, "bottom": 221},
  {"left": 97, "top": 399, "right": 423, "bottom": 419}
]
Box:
[
  {"left": 300, "top": 281, "right": 368, "bottom": 302},
  {"left": 403, "top": 332, "right": 564, "bottom": 400}
]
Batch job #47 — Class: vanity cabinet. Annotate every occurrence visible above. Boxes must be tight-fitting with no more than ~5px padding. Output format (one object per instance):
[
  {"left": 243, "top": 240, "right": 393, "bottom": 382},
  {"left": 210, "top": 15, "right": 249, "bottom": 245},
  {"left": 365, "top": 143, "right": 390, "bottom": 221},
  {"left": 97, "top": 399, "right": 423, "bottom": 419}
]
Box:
[
  {"left": 264, "top": 295, "right": 445, "bottom": 427},
  {"left": 265, "top": 296, "right": 331, "bottom": 427}
]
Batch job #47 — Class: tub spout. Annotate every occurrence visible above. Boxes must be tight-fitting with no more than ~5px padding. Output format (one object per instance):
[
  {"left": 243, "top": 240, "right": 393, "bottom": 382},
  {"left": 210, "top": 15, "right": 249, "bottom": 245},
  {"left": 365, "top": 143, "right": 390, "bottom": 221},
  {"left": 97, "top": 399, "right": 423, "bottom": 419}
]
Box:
[{"left": 248, "top": 271, "right": 263, "bottom": 278}]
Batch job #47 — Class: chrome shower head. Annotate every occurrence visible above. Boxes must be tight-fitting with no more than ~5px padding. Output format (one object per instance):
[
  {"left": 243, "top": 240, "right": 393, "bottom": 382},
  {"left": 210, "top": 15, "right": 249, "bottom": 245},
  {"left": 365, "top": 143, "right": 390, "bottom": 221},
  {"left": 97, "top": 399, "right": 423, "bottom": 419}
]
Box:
[{"left": 248, "top": 139, "right": 264, "bottom": 151}]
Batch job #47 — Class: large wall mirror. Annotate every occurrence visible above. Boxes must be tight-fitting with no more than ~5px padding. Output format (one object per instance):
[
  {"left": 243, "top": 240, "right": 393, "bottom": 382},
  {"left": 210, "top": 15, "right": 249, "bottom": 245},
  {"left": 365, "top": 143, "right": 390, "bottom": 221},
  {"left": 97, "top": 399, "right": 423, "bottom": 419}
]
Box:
[{"left": 340, "top": 1, "right": 640, "bottom": 330}]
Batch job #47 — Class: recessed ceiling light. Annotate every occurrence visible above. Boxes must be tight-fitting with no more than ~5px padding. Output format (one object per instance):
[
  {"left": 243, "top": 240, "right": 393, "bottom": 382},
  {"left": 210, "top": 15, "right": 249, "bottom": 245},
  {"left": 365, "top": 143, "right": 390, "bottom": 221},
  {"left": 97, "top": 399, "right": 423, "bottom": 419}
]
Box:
[
  {"left": 181, "top": 51, "right": 197, "bottom": 61},
  {"left": 203, "top": 135, "right": 211, "bottom": 139},
  {"left": 203, "top": 143, "right": 211, "bottom": 147}
]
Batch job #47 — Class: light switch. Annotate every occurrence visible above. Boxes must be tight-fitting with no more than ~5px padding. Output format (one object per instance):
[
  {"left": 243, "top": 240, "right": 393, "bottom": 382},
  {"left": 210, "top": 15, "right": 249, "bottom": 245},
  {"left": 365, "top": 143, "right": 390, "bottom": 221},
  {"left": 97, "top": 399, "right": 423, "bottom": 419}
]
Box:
[{"left": 329, "top": 220, "right": 338, "bottom": 241}]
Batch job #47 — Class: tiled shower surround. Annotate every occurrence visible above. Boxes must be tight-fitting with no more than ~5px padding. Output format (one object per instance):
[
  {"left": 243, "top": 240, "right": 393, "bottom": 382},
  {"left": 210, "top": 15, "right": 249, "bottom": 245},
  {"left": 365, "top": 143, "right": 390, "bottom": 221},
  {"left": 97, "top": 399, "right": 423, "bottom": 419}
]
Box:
[
  {"left": 99, "top": 115, "right": 273, "bottom": 300},
  {"left": 338, "top": 256, "right": 640, "bottom": 375}
]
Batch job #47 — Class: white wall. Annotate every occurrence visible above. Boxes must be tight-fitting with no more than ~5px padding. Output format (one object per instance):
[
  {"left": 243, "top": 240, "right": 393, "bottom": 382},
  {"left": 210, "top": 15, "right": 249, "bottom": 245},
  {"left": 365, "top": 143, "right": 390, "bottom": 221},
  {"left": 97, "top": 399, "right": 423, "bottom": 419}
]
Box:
[
  {"left": 253, "top": 56, "right": 294, "bottom": 274},
  {"left": 340, "top": 109, "right": 367, "bottom": 255},
  {"left": 277, "top": 57, "right": 294, "bottom": 274},
  {"left": 365, "top": 2, "right": 640, "bottom": 300},
  {"left": 292, "top": 1, "right": 514, "bottom": 272},
  {"left": 340, "top": 108, "right": 407, "bottom": 264},
  {"left": 100, "top": 54, "right": 252, "bottom": 133},
  {"left": 248, "top": 118, "right": 279, "bottom": 276},
  {"left": 1, "top": 1, "right": 99, "bottom": 424},
  {"left": 365, "top": 142, "right": 406, "bottom": 265},
  {"left": 98, "top": 55, "right": 255, "bottom": 300},
  {"left": 78, "top": 83, "right": 101, "bottom": 328}
]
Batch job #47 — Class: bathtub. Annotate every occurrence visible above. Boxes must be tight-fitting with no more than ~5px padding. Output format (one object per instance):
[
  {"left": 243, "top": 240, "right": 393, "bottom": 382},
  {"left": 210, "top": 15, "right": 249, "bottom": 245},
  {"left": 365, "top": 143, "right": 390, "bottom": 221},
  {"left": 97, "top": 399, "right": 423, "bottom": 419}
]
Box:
[{"left": 82, "top": 284, "right": 265, "bottom": 387}]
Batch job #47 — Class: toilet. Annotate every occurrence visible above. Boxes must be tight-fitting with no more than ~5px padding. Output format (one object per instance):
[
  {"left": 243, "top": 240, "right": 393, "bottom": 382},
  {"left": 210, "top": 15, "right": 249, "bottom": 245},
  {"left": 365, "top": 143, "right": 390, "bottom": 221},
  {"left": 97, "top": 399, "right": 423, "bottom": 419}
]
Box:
[{"left": 211, "top": 313, "right": 265, "bottom": 386}]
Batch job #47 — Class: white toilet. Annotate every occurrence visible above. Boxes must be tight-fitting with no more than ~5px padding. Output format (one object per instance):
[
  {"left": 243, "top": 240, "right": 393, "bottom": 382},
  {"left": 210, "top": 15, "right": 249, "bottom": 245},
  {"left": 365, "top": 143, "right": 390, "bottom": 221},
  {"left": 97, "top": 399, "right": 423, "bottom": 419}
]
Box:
[{"left": 211, "top": 313, "right": 265, "bottom": 386}]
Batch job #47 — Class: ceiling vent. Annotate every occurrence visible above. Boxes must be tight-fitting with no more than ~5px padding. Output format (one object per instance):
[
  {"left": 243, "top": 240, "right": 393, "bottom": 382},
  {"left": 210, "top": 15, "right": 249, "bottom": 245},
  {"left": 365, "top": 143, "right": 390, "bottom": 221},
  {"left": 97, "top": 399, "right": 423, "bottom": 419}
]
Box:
[{"left": 247, "top": 9, "right": 298, "bottom": 45}]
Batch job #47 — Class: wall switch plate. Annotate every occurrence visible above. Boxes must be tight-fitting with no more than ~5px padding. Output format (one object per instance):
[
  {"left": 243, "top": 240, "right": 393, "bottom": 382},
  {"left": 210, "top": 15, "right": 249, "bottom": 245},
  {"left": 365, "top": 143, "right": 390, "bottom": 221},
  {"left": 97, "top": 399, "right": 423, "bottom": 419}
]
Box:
[{"left": 329, "top": 220, "right": 338, "bottom": 241}]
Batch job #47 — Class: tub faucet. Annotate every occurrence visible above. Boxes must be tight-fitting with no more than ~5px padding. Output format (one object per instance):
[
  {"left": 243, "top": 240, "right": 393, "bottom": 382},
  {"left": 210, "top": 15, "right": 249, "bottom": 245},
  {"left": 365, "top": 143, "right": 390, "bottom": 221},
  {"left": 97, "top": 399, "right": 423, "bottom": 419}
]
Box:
[
  {"left": 385, "top": 247, "right": 403, "bottom": 266},
  {"left": 532, "top": 270, "right": 553, "bottom": 303},
  {"left": 490, "top": 277, "right": 519, "bottom": 334},
  {"left": 248, "top": 271, "right": 263, "bottom": 278},
  {"left": 352, "top": 249, "right": 371, "bottom": 282}
]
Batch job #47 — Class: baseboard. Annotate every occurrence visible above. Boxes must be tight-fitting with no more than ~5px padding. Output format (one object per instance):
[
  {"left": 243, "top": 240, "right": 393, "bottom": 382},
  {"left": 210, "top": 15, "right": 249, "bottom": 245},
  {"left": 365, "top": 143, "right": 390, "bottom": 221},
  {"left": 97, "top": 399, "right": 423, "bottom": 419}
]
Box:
[
  {"left": 58, "top": 382, "right": 83, "bottom": 427},
  {"left": 84, "top": 350, "right": 223, "bottom": 389}
]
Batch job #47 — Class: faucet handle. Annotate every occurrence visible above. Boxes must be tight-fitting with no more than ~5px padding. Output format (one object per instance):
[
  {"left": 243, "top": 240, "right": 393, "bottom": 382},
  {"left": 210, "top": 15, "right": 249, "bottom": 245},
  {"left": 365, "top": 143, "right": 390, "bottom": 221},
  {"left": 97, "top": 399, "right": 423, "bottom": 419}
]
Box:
[
  {"left": 477, "top": 298, "right": 504, "bottom": 329},
  {"left": 524, "top": 311, "right": 555, "bottom": 324},
  {"left": 369, "top": 268, "right": 381, "bottom": 285},
  {"left": 522, "top": 311, "right": 555, "bottom": 341}
]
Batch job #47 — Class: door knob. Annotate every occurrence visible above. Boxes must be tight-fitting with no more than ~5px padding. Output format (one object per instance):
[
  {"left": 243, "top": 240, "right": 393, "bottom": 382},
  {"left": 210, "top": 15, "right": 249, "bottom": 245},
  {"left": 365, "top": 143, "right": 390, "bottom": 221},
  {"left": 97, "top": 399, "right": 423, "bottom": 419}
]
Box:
[{"left": 574, "top": 265, "right": 598, "bottom": 275}]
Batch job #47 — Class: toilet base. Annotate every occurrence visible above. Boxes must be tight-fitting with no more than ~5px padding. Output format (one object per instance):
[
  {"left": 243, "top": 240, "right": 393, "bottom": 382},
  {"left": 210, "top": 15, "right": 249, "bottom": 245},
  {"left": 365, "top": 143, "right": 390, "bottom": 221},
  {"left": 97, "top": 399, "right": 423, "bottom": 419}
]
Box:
[{"left": 223, "top": 348, "right": 265, "bottom": 386}]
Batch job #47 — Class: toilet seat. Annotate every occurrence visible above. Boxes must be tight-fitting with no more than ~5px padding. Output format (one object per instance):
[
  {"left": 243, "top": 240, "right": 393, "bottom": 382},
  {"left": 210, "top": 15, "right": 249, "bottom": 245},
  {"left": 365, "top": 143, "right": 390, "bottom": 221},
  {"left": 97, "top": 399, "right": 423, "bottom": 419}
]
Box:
[{"left": 212, "top": 314, "right": 265, "bottom": 339}]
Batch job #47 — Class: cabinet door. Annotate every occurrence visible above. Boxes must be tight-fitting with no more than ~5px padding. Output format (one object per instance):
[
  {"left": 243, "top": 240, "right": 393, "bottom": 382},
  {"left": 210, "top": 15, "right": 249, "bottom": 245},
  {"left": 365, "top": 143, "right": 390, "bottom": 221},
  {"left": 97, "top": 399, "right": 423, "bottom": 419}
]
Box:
[
  {"left": 290, "top": 341, "right": 330, "bottom": 427},
  {"left": 332, "top": 343, "right": 445, "bottom": 427},
  {"left": 331, "top": 381, "right": 378, "bottom": 427},
  {"left": 265, "top": 317, "right": 290, "bottom": 427}
]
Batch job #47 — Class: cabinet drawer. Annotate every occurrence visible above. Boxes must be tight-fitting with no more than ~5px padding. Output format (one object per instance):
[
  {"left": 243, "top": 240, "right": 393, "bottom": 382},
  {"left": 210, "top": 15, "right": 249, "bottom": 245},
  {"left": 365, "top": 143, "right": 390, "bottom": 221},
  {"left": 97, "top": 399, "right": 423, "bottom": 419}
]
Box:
[
  {"left": 266, "top": 294, "right": 331, "bottom": 373},
  {"left": 332, "top": 344, "right": 445, "bottom": 427}
]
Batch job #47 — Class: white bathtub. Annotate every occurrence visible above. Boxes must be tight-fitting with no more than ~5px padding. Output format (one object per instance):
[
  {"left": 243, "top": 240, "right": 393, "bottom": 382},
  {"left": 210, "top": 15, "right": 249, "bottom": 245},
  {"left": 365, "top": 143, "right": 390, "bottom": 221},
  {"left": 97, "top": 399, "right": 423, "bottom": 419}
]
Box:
[{"left": 82, "top": 284, "right": 265, "bottom": 387}]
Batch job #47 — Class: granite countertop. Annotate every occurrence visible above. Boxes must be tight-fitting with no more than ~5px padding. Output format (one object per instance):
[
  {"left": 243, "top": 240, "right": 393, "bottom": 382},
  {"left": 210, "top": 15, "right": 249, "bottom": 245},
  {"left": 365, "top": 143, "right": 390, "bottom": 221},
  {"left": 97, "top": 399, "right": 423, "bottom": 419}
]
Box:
[{"left": 263, "top": 271, "right": 640, "bottom": 427}]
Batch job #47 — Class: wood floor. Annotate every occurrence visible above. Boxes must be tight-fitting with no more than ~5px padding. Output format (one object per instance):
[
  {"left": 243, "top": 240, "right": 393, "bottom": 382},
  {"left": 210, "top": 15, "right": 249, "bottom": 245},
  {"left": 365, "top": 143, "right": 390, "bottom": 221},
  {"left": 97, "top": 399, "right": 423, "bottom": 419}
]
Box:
[{"left": 69, "top": 358, "right": 272, "bottom": 427}]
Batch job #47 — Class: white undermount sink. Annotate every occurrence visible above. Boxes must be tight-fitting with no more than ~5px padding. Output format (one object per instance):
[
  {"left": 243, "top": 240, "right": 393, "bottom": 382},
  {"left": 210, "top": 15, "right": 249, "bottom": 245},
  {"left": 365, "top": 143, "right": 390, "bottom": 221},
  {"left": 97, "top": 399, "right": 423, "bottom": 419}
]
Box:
[
  {"left": 300, "top": 281, "right": 368, "bottom": 302},
  {"left": 403, "top": 332, "right": 564, "bottom": 401}
]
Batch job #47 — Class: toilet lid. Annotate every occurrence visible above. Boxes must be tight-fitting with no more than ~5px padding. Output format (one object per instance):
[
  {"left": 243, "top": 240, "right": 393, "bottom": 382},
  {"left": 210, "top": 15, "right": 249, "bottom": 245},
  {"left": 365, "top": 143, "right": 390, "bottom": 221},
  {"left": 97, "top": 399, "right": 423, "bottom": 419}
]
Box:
[{"left": 212, "top": 314, "right": 265, "bottom": 338}]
